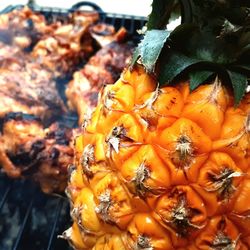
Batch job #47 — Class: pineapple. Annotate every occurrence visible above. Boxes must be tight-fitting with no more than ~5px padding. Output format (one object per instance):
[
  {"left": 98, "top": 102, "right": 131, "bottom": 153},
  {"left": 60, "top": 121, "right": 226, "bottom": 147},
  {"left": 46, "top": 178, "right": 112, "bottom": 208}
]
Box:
[{"left": 63, "top": 0, "right": 250, "bottom": 249}]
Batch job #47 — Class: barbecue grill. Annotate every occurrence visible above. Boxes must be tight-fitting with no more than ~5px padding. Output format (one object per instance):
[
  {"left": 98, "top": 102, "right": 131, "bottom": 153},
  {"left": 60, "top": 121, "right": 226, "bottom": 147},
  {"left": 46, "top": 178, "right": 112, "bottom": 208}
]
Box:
[{"left": 0, "top": 2, "right": 147, "bottom": 249}]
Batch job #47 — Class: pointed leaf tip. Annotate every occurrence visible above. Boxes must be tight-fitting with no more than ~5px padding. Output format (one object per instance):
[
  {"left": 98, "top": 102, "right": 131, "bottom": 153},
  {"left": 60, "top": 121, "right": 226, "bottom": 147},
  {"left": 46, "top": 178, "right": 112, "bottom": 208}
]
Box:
[
  {"left": 147, "top": 0, "right": 175, "bottom": 30},
  {"left": 189, "top": 70, "right": 214, "bottom": 90},
  {"left": 227, "top": 70, "right": 248, "bottom": 106},
  {"left": 130, "top": 30, "right": 170, "bottom": 73}
]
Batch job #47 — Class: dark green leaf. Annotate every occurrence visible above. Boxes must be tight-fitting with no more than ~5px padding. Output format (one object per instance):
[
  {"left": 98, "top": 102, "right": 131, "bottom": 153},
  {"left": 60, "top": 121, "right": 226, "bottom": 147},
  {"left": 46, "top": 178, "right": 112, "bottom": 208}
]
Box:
[
  {"left": 130, "top": 30, "right": 170, "bottom": 72},
  {"left": 239, "top": 31, "right": 250, "bottom": 48},
  {"left": 169, "top": 23, "right": 236, "bottom": 64},
  {"left": 228, "top": 64, "right": 250, "bottom": 77},
  {"left": 237, "top": 64, "right": 250, "bottom": 72},
  {"left": 141, "top": 30, "right": 170, "bottom": 72},
  {"left": 158, "top": 50, "right": 200, "bottom": 85},
  {"left": 237, "top": 44, "right": 250, "bottom": 60},
  {"left": 147, "top": 0, "right": 175, "bottom": 30},
  {"left": 189, "top": 70, "right": 215, "bottom": 90},
  {"left": 227, "top": 70, "right": 248, "bottom": 106},
  {"left": 169, "top": 23, "right": 199, "bottom": 45}
]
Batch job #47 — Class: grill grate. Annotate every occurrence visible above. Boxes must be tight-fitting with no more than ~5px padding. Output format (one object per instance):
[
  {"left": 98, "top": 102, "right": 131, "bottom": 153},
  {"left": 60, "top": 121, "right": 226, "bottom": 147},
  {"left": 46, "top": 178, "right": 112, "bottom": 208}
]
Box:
[
  {"left": 12, "top": 198, "right": 34, "bottom": 250},
  {"left": 0, "top": 3, "right": 147, "bottom": 250},
  {"left": 0, "top": 174, "right": 72, "bottom": 250}
]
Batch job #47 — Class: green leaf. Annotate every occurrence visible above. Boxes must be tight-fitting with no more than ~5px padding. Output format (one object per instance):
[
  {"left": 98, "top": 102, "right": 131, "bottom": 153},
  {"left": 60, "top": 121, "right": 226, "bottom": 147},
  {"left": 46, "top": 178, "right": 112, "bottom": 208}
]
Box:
[
  {"left": 237, "top": 64, "right": 250, "bottom": 72},
  {"left": 189, "top": 70, "right": 215, "bottom": 90},
  {"left": 147, "top": 0, "right": 175, "bottom": 30},
  {"left": 239, "top": 31, "right": 250, "bottom": 48},
  {"left": 227, "top": 70, "right": 248, "bottom": 106},
  {"left": 130, "top": 30, "right": 170, "bottom": 72},
  {"left": 158, "top": 50, "right": 200, "bottom": 85},
  {"left": 169, "top": 23, "right": 199, "bottom": 47},
  {"left": 228, "top": 64, "right": 250, "bottom": 77},
  {"left": 237, "top": 44, "right": 250, "bottom": 62},
  {"left": 141, "top": 30, "right": 170, "bottom": 72}
]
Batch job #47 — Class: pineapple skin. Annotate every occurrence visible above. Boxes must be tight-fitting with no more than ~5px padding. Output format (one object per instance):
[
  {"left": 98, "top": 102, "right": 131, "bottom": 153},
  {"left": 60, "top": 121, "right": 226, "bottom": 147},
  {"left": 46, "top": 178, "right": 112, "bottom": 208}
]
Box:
[{"left": 65, "top": 65, "right": 250, "bottom": 249}]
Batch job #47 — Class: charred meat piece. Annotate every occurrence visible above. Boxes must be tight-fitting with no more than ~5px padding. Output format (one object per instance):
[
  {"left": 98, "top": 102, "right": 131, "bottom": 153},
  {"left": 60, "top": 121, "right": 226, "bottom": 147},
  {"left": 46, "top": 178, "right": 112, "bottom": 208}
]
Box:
[
  {"left": 0, "top": 41, "right": 21, "bottom": 60},
  {"left": 90, "top": 23, "right": 128, "bottom": 47},
  {"left": 0, "top": 112, "right": 43, "bottom": 178},
  {"left": 32, "top": 11, "right": 99, "bottom": 76},
  {"left": 0, "top": 41, "right": 24, "bottom": 70},
  {"left": 82, "top": 41, "right": 133, "bottom": 85},
  {"left": 0, "top": 56, "right": 66, "bottom": 121},
  {"left": 0, "top": 112, "right": 79, "bottom": 193},
  {"left": 0, "top": 6, "right": 51, "bottom": 49},
  {"left": 66, "top": 41, "right": 133, "bottom": 123}
]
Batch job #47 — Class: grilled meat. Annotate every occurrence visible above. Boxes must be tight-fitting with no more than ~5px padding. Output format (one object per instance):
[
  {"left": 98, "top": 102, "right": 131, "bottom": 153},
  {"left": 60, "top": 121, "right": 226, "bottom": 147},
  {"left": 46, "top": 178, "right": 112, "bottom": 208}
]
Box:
[
  {"left": 82, "top": 41, "right": 133, "bottom": 85},
  {"left": 66, "top": 41, "right": 133, "bottom": 123},
  {"left": 90, "top": 23, "right": 128, "bottom": 47},
  {"left": 32, "top": 11, "right": 99, "bottom": 76},
  {"left": 0, "top": 41, "right": 20, "bottom": 59},
  {"left": 0, "top": 52, "right": 66, "bottom": 121},
  {"left": 0, "top": 112, "right": 79, "bottom": 193},
  {"left": 0, "top": 41, "right": 23, "bottom": 70},
  {"left": 0, "top": 6, "right": 51, "bottom": 49}
]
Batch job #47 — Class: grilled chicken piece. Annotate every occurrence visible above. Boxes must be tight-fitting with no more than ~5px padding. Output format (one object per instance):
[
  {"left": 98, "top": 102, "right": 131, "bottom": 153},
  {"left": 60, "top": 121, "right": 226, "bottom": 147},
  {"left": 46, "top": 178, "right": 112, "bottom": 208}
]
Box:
[
  {"left": 90, "top": 23, "right": 128, "bottom": 47},
  {"left": 0, "top": 6, "right": 51, "bottom": 49},
  {"left": 0, "top": 113, "right": 43, "bottom": 178},
  {"left": 32, "top": 11, "right": 99, "bottom": 76},
  {"left": 0, "top": 54, "right": 66, "bottom": 121},
  {"left": 0, "top": 41, "right": 24, "bottom": 70},
  {"left": 0, "top": 41, "right": 20, "bottom": 59},
  {"left": 0, "top": 112, "right": 79, "bottom": 193},
  {"left": 66, "top": 41, "right": 133, "bottom": 123}
]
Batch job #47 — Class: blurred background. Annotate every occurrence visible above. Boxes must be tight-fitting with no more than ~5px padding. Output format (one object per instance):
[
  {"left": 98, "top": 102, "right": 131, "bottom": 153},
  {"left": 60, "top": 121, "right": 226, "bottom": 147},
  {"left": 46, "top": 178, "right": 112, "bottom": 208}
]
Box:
[{"left": 0, "top": 0, "right": 152, "bottom": 16}]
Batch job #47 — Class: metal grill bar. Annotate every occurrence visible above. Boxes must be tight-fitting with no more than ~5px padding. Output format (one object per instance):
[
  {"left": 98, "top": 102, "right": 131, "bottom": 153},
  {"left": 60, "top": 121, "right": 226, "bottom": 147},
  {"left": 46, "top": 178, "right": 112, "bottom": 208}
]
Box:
[
  {"left": 101, "top": 13, "right": 106, "bottom": 22},
  {"left": 111, "top": 16, "right": 116, "bottom": 26},
  {"left": 0, "top": 184, "right": 11, "bottom": 210},
  {"left": 120, "top": 15, "right": 125, "bottom": 27},
  {"left": 140, "top": 19, "right": 145, "bottom": 28},
  {"left": 129, "top": 16, "right": 135, "bottom": 34},
  {"left": 12, "top": 198, "right": 35, "bottom": 250},
  {"left": 46, "top": 198, "right": 63, "bottom": 250}
]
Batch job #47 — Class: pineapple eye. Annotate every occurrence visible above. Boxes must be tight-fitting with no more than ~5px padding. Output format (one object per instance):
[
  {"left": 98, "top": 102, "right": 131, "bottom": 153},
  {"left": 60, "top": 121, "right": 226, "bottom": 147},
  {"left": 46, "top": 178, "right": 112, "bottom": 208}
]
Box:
[
  {"left": 169, "top": 196, "right": 202, "bottom": 237},
  {"left": 106, "top": 125, "right": 134, "bottom": 156},
  {"left": 211, "top": 232, "right": 236, "bottom": 249},
  {"left": 207, "top": 168, "right": 238, "bottom": 200},
  {"left": 196, "top": 152, "right": 243, "bottom": 209},
  {"left": 135, "top": 234, "right": 153, "bottom": 250},
  {"left": 106, "top": 126, "right": 126, "bottom": 155},
  {"left": 154, "top": 186, "right": 207, "bottom": 238},
  {"left": 112, "top": 126, "right": 126, "bottom": 137},
  {"left": 210, "top": 217, "right": 240, "bottom": 250},
  {"left": 80, "top": 144, "right": 95, "bottom": 179},
  {"left": 104, "top": 90, "right": 115, "bottom": 110},
  {"left": 70, "top": 206, "right": 84, "bottom": 231},
  {"left": 172, "top": 134, "right": 194, "bottom": 171},
  {"left": 95, "top": 190, "right": 114, "bottom": 224},
  {"left": 176, "top": 135, "right": 194, "bottom": 161},
  {"left": 131, "top": 161, "right": 151, "bottom": 198}
]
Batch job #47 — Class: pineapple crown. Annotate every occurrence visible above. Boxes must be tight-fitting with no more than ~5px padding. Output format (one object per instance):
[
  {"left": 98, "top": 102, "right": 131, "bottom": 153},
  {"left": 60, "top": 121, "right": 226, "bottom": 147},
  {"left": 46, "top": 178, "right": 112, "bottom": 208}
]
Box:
[{"left": 131, "top": 0, "right": 250, "bottom": 105}]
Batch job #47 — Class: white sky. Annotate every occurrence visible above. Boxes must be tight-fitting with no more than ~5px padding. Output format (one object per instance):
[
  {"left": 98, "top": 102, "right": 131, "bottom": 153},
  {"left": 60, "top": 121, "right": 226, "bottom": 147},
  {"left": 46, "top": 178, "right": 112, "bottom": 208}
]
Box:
[{"left": 0, "top": 0, "right": 152, "bottom": 16}]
